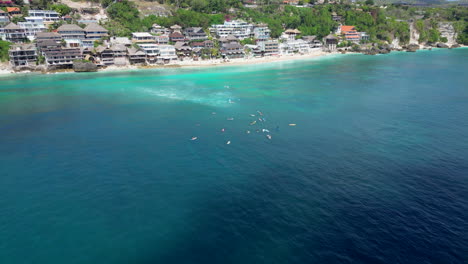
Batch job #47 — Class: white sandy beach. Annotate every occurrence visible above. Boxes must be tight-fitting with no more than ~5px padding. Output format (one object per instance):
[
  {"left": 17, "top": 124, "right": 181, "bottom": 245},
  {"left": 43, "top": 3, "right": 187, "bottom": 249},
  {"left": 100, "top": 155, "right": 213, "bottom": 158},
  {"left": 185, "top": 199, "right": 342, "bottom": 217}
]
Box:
[
  {"left": 98, "top": 49, "right": 332, "bottom": 73},
  {"left": 0, "top": 50, "right": 332, "bottom": 76}
]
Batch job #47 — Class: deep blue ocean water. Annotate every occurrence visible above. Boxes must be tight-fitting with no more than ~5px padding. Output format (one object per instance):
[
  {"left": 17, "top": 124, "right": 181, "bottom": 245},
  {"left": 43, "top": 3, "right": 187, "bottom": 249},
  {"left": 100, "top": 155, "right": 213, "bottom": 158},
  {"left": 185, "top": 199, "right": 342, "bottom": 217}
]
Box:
[{"left": 0, "top": 49, "right": 467, "bottom": 264}]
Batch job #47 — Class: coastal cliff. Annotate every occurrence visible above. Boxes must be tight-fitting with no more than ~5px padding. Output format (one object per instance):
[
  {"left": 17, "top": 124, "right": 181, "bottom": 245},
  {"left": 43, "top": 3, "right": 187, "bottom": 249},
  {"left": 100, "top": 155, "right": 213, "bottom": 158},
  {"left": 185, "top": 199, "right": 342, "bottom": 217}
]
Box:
[
  {"left": 409, "top": 22, "right": 421, "bottom": 45},
  {"left": 438, "top": 22, "right": 458, "bottom": 46}
]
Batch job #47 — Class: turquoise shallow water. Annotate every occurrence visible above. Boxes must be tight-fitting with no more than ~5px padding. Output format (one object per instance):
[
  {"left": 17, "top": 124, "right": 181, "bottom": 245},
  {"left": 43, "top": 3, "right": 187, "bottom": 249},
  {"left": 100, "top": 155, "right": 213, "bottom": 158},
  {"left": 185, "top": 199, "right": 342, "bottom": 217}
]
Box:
[{"left": 0, "top": 49, "right": 467, "bottom": 264}]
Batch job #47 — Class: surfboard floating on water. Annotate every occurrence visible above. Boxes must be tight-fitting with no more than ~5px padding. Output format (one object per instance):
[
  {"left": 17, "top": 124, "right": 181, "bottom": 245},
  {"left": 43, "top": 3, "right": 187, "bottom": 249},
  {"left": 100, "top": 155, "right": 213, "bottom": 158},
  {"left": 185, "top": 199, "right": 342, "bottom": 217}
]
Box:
[{"left": 289, "top": 124, "right": 297, "bottom": 126}]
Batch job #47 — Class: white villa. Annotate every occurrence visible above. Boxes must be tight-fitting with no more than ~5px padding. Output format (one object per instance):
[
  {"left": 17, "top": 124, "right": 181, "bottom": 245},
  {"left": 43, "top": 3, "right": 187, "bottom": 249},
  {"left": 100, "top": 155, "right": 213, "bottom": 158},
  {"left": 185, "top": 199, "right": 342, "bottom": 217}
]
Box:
[
  {"left": 158, "top": 45, "right": 177, "bottom": 62},
  {"left": 279, "top": 39, "right": 310, "bottom": 54},
  {"left": 28, "top": 10, "right": 60, "bottom": 25},
  {"left": 253, "top": 24, "right": 271, "bottom": 41},
  {"left": 132, "top": 32, "right": 155, "bottom": 43},
  {"left": 18, "top": 17, "right": 46, "bottom": 41},
  {"left": 210, "top": 20, "right": 253, "bottom": 40}
]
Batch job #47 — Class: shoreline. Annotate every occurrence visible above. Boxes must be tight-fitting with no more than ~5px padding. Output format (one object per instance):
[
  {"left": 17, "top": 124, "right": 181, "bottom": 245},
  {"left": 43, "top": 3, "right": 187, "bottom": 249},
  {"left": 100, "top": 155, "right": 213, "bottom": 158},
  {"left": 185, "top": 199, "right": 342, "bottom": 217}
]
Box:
[
  {"left": 0, "top": 50, "right": 332, "bottom": 76},
  {"left": 1, "top": 46, "right": 466, "bottom": 77},
  {"left": 90, "top": 50, "right": 334, "bottom": 74}
]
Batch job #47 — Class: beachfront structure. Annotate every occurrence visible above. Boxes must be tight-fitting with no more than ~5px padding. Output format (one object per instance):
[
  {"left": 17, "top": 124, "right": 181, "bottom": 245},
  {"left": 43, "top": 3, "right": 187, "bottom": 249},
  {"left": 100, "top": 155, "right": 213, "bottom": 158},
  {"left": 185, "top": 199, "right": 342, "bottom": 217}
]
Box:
[
  {"left": 210, "top": 20, "right": 254, "bottom": 40},
  {"left": 8, "top": 43, "right": 37, "bottom": 67},
  {"left": 219, "top": 35, "right": 240, "bottom": 44},
  {"left": 258, "top": 40, "right": 279, "bottom": 56},
  {"left": 57, "top": 24, "right": 85, "bottom": 47},
  {"left": 244, "top": 44, "right": 263, "bottom": 57},
  {"left": 323, "top": 35, "right": 338, "bottom": 51},
  {"left": 132, "top": 32, "right": 155, "bottom": 43},
  {"left": 170, "top": 24, "right": 182, "bottom": 33},
  {"left": 151, "top": 24, "right": 170, "bottom": 35},
  {"left": 28, "top": 10, "right": 60, "bottom": 24},
  {"left": 111, "top": 44, "right": 128, "bottom": 66},
  {"left": 84, "top": 23, "right": 109, "bottom": 40},
  {"left": 302, "top": 35, "right": 323, "bottom": 48},
  {"left": 360, "top": 32, "right": 370, "bottom": 42},
  {"left": 42, "top": 47, "right": 82, "bottom": 67},
  {"left": 57, "top": 24, "right": 86, "bottom": 39},
  {"left": 204, "top": 40, "right": 214, "bottom": 48},
  {"left": 81, "top": 39, "right": 95, "bottom": 48},
  {"left": 158, "top": 45, "right": 177, "bottom": 62},
  {"left": 174, "top": 42, "right": 192, "bottom": 58},
  {"left": 6, "top": 7, "right": 21, "bottom": 17},
  {"left": 138, "top": 43, "right": 160, "bottom": 64},
  {"left": 341, "top": 25, "right": 361, "bottom": 43},
  {"left": 0, "top": 10, "right": 10, "bottom": 25},
  {"left": 279, "top": 39, "right": 310, "bottom": 54},
  {"left": 189, "top": 40, "right": 214, "bottom": 49},
  {"left": 111, "top": 44, "right": 127, "bottom": 58},
  {"left": 110, "top": 37, "right": 132, "bottom": 47},
  {"left": 18, "top": 17, "right": 46, "bottom": 41},
  {"left": 192, "top": 47, "right": 203, "bottom": 58},
  {"left": 154, "top": 34, "right": 169, "bottom": 44},
  {"left": 36, "top": 32, "right": 62, "bottom": 42},
  {"left": 184, "top": 27, "right": 208, "bottom": 41},
  {"left": 220, "top": 41, "right": 244, "bottom": 59},
  {"left": 190, "top": 41, "right": 205, "bottom": 48},
  {"left": 95, "top": 46, "right": 115, "bottom": 66},
  {"left": 127, "top": 47, "right": 146, "bottom": 64},
  {"left": 4, "top": 23, "right": 26, "bottom": 43},
  {"left": 36, "top": 39, "right": 61, "bottom": 52},
  {"left": 169, "top": 31, "right": 185, "bottom": 42},
  {"left": 253, "top": 24, "right": 271, "bottom": 41},
  {"left": 136, "top": 43, "right": 177, "bottom": 64},
  {"left": 282, "top": 29, "right": 301, "bottom": 41}
]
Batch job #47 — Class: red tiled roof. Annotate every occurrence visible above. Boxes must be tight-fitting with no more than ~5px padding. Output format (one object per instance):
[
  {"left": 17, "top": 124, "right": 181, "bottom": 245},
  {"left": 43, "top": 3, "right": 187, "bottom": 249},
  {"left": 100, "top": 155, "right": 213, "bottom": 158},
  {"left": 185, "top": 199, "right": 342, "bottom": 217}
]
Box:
[
  {"left": 6, "top": 7, "right": 20, "bottom": 12},
  {"left": 341, "top": 25, "right": 356, "bottom": 33}
]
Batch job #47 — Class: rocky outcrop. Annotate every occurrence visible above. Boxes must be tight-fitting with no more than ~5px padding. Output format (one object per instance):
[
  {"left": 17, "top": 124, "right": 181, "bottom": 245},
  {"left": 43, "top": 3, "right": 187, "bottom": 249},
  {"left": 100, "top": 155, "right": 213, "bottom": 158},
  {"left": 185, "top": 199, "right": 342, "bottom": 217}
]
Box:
[
  {"left": 73, "top": 61, "right": 97, "bottom": 72},
  {"left": 391, "top": 38, "right": 402, "bottom": 49},
  {"left": 405, "top": 44, "right": 420, "bottom": 52},
  {"left": 438, "top": 22, "right": 458, "bottom": 45},
  {"left": 436, "top": 42, "right": 449, "bottom": 48},
  {"left": 451, "top": 44, "right": 461, "bottom": 48},
  {"left": 361, "top": 44, "right": 392, "bottom": 55}
]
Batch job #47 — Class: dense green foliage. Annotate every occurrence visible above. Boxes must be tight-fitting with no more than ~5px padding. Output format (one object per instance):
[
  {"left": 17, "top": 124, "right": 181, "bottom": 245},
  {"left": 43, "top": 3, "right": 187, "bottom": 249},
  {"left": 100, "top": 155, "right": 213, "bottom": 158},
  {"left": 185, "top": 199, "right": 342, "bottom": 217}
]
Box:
[
  {"left": 237, "top": 5, "right": 337, "bottom": 38},
  {"left": 100, "top": 1, "right": 468, "bottom": 45},
  {"left": 6, "top": 0, "right": 468, "bottom": 46},
  {"left": 240, "top": 37, "right": 255, "bottom": 45},
  {"left": 454, "top": 21, "right": 468, "bottom": 45},
  {"left": 104, "top": 0, "right": 225, "bottom": 37},
  {"left": 0, "top": 40, "right": 11, "bottom": 62},
  {"left": 50, "top": 4, "right": 72, "bottom": 16},
  {"left": 415, "top": 19, "right": 442, "bottom": 43}
]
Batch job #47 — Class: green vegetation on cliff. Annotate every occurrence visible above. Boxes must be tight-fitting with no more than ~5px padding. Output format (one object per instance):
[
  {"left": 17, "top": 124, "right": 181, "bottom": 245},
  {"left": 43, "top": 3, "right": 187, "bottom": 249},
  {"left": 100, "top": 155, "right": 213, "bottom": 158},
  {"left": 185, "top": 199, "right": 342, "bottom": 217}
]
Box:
[
  {"left": 0, "top": 40, "right": 11, "bottom": 62},
  {"left": 32, "top": 0, "right": 467, "bottom": 45}
]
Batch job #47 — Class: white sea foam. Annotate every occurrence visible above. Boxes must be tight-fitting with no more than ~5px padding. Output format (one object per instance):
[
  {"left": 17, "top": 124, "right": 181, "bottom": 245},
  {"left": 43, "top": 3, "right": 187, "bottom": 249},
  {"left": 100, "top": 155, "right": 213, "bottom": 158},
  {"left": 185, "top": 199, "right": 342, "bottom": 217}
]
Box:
[{"left": 140, "top": 86, "right": 234, "bottom": 107}]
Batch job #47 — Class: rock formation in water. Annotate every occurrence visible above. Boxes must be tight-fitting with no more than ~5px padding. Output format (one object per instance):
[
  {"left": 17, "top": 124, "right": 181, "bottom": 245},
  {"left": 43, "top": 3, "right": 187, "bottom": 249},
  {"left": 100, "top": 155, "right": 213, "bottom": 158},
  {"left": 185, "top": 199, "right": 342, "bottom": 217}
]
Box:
[
  {"left": 405, "top": 44, "right": 420, "bottom": 52},
  {"left": 73, "top": 61, "right": 98, "bottom": 72}
]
